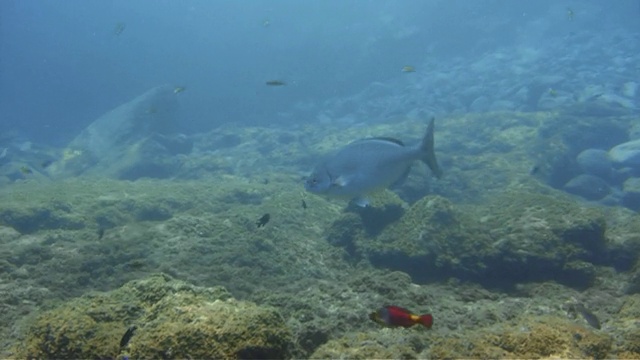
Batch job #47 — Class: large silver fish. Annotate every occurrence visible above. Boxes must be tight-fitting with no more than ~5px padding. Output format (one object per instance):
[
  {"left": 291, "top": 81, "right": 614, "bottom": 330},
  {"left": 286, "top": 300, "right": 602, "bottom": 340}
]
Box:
[{"left": 305, "top": 118, "right": 442, "bottom": 206}]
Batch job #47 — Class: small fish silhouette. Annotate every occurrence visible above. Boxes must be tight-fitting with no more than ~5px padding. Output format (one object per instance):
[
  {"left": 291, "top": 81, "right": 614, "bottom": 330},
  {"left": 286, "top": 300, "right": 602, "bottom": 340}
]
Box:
[
  {"left": 266, "top": 80, "right": 286, "bottom": 86},
  {"left": 256, "top": 214, "right": 270, "bottom": 228},
  {"left": 114, "top": 22, "right": 126, "bottom": 36},
  {"left": 119, "top": 325, "right": 137, "bottom": 348}
]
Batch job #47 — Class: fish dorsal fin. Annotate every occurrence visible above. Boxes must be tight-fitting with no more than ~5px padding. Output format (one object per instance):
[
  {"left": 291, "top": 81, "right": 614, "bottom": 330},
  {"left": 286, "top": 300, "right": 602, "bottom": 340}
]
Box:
[
  {"left": 356, "top": 137, "right": 405, "bottom": 146},
  {"left": 386, "top": 305, "right": 412, "bottom": 313}
]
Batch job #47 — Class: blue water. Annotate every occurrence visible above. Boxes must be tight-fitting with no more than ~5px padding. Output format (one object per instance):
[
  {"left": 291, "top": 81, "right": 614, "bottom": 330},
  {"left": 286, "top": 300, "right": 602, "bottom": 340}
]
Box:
[{"left": 2, "top": 0, "right": 637, "bottom": 146}]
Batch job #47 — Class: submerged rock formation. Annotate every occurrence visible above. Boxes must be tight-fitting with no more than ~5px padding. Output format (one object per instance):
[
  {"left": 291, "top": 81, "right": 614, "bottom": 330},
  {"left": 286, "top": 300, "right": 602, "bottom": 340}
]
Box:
[
  {"left": 12, "top": 273, "right": 291, "bottom": 359},
  {"left": 49, "top": 85, "right": 192, "bottom": 180}
]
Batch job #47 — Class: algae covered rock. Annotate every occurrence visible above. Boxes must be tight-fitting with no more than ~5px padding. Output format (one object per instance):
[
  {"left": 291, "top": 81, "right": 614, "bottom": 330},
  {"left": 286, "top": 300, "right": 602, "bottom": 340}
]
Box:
[
  {"left": 468, "top": 191, "right": 608, "bottom": 287},
  {"left": 13, "top": 273, "right": 291, "bottom": 359},
  {"left": 310, "top": 330, "right": 424, "bottom": 359},
  {"left": 358, "top": 191, "right": 610, "bottom": 288},
  {"left": 360, "top": 195, "right": 495, "bottom": 283},
  {"left": 49, "top": 85, "right": 184, "bottom": 179},
  {"left": 613, "top": 294, "right": 640, "bottom": 354},
  {"left": 427, "top": 316, "right": 612, "bottom": 359},
  {"left": 563, "top": 174, "right": 611, "bottom": 201}
]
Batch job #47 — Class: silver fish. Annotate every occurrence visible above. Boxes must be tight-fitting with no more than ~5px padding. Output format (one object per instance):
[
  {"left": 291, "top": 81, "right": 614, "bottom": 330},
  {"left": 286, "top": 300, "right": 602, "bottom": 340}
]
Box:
[{"left": 305, "top": 118, "right": 442, "bottom": 206}]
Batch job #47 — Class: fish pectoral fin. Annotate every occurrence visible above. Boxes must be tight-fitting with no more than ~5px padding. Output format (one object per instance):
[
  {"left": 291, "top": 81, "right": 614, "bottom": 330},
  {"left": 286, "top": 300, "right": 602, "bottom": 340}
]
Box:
[
  {"left": 331, "top": 176, "right": 348, "bottom": 188},
  {"left": 352, "top": 197, "right": 370, "bottom": 207}
]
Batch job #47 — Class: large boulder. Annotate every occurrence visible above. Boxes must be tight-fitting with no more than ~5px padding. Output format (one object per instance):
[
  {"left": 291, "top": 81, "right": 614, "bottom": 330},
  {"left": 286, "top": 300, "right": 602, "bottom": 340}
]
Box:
[
  {"left": 610, "top": 139, "right": 640, "bottom": 169},
  {"left": 49, "top": 85, "right": 190, "bottom": 179},
  {"left": 576, "top": 148, "right": 613, "bottom": 180},
  {"left": 563, "top": 174, "right": 611, "bottom": 201},
  {"left": 12, "top": 273, "right": 291, "bottom": 359},
  {"left": 346, "top": 191, "right": 612, "bottom": 289}
]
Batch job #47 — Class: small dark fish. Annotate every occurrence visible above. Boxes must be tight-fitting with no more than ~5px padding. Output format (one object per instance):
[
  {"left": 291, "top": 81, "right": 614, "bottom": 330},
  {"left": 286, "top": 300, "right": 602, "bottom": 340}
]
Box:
[
  {"left": 566, "top": 7, "right": 575, "bottom": 21},
  {"left": 266, "top": 80, "right": 286, "bottom": 86},
  {"left": 574, "top": 303, "right": 601, "bottom": 329},
  {"left": 114, "top": 22, "right": 126, "bottom": 36},
  {"left": 41, "top": 159, "right": 54, "bottom": 168},
  {"left": 97, "top": 228, "right": 105, "bottom": 240},
  {"left": 529, "top": 164, "right": 540, "bottom": 175},
  {"left": 256, "top": 213, "right": 270, "bottom": 228},
  {"left": 119, "top": 325, "right": 137, "bottom": 348},
  {"left": 301, "top": 199, "right": 307, "bottom": 209},
  {"left": 19, "top": 166, "right": 32, "bottom": 175}
]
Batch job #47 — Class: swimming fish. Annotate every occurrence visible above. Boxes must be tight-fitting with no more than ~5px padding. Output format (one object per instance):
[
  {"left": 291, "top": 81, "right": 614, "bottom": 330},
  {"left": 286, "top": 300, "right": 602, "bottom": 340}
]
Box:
[
  {"left": 41, "top": 159, "right": 54, "bottom": 168},
  {"left": 574, "top": 303, "right": 601, "bottom": 329},
  {"left": 401, "top": 66, "right": 416, "bottom": 73},
  {"left": 529, "top": 164, "right": 540, "bottom": 175},
  {"left": 256, "top": 213, "right": 270, "bottom": 228},
  {"left": 565, "top": 298, "right": 601, "bottom": 329},
  {"left": 369, "top": 305, "right": 433, "bottom": 328},
  {"left": 266, "top": 80, "right": 286, "bottom": 86},
  {"left": 173, "top": 86, "right": 186, "bottom": 94},
  {"left": 19, "top": 166, "right": 32, "bottom": 175},
  {"left": 119, "top": 325, "right": 137, "bottom": 348},
  {"left": 305, "top": 118, "right": 442, "bottom": 206},
  {"left": 114, "top": 22, "right": 126, "bottom": 36}
]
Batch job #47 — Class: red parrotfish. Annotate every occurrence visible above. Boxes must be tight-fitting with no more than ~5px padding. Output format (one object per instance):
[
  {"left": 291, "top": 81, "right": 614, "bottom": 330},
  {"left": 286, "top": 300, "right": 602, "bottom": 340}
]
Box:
[{"left": 369, "top": 305, "right": 433, "bottom": 329}]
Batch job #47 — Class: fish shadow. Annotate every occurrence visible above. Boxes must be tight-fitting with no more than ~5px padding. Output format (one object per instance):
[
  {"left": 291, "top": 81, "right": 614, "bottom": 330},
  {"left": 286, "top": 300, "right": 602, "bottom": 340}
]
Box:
[{"left": 347, "top": 203, "right": 405, "bottom": 237}]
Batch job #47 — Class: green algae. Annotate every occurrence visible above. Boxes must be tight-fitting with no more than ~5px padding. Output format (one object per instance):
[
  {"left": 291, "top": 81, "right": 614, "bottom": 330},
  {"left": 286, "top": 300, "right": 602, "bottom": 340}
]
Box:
[
  {"left": 2, "top": 111, "right": 640, "bottom": 358},
  {"left": 333, "top": 189, "right": 613, "bottom": 288},
  {"left": 12, "top": 273, "right": 291, "bottom": 359}
]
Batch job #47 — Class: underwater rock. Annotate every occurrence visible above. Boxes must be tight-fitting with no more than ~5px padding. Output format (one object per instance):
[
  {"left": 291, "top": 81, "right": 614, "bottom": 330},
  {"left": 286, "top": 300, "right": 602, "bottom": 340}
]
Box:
[
  {"left": 0, "top": 203, "right": 86, "bottom": 234},
  {"left": 626, "top": 271, "right": 640, "bottom": 295},
  {"left": 622, "top": 177, "right": 640, "bottom": 211},
  {"left": 576, "top": 149, "right": 613, "bottom": 180},
  {"left": 49, "top": 85, "right": 181, "bottom": 178},
  {"left": 621, "top": 81, "right": 638, "bottom": 98},
  {"left": 358, "top": 195, "right": 483, "bottom": 282},
  {"left": 362, "top": 82, "right": 394, "bottom": 99},
  {"left": 469, "top": 96, "right": 491, "bottom": 112},
  {"left": 563, "top": 174, "right": 611, "bottom": 201},
  {"left": 105, "top": 133, "right": 193, "bottom": 180},
  {"left": 598, "top": 188, "right": 624, "bottom": 207},
  {"left": 489, "top": 100, "right": 517, "bottom": 111},
  {"left": 427, "top": 316, "right": 612, "bottom": 359},
  {"left": 360, "top": 191, "right": 608, "bottom": 289},
  {"left": 629, "top": 122, "right": 640, "bottom": 141},
  {"left": 616, "top": 297, "right": 640, "bottom": 356},
  {"left": 610, "top": 139, "right": 640, "bottom": 169},
  {"left": 12, "top": 273, "right": 291, "bottom": 359},
  {"left": 537, "top": 91, "right": 574, "bottom": 110},
  {"left": 310, "top": 331, "right": 421, "bottom": 359}
]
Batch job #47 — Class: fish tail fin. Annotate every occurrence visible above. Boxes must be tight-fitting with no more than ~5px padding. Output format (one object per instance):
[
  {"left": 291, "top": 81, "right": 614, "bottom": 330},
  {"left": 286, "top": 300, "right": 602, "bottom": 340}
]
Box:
[
  {"left": 418, "top": 314, "right": 433, "bottom": 328},
  {"left": 419, "top": 118, "right": 442, "bottom": 178}
]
